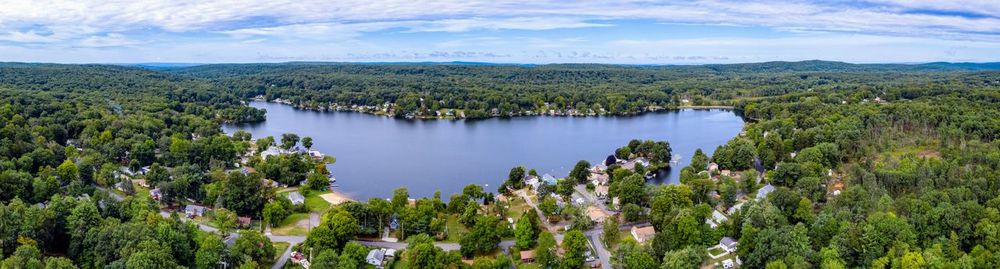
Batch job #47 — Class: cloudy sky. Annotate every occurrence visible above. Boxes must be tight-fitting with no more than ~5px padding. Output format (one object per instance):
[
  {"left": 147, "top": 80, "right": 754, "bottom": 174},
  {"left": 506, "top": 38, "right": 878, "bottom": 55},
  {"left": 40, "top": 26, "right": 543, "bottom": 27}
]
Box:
[{"left": 1, "top": 0, "right": 998, "bottom": 64}]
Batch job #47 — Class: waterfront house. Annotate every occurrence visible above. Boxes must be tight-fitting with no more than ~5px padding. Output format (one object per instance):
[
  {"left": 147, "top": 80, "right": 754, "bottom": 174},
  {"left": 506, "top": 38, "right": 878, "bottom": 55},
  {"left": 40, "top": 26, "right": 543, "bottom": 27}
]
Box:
[
  {"left": 261, "top": 146, "right": 284, "bottom": 160},
  {"left": 631, "top": 225, "right": 656, "bottom": 244},
  {"left": 589, "top": 164, "right": 607, "bottom": 174},
  {"left": 288, "top": 191, "right": 306, "bottom": 205},
  {"left": 541, "top": 174, "right": 558, "bottom": 185},
  {"left": 588, "top": 172, "right": 609, "bottom": 186},
  {"left": 525, "top": 175, "right": 541, "bottom": 190}
]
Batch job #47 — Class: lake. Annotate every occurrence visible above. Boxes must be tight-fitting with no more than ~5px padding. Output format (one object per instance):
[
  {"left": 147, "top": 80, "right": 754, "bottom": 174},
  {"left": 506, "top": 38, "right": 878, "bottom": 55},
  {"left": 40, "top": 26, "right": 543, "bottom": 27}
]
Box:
[{"left": 223, "top": 101, "right": 744, "bottom": 200}]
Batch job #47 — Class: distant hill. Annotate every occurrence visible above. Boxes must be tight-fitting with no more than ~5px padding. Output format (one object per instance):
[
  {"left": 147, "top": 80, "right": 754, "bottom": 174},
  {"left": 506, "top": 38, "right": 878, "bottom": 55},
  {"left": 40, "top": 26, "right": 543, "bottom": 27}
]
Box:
[{"left": 918, "top": 62, "right": 1000, "bottom": 71}]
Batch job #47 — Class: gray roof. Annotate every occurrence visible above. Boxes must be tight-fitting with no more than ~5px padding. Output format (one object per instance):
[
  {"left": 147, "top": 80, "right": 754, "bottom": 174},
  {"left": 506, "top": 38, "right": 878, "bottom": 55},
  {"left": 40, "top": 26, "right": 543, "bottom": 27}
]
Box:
[
  {"left": 541, "top": 174, "right": 557, "bottom": 185},
  {"left": 720, "top": 237, "right": 738, "bottom": 247},
  {"left": 366, "top": 249, "right": 385, "bottom": 265},
  {"left": 756, "top": 184, "right": 775, "bottom": 200},
  {"left": 288, "top": 191, "right": 305, "bottom": 204}
]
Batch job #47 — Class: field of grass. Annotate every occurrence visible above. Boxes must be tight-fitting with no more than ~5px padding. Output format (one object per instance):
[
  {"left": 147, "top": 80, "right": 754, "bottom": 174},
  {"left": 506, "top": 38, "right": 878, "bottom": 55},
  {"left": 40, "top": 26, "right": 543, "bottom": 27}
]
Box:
[
  {"left": 304, "top": 191, "right": 333, "bottom": 212},
  {"left": 271, "top": 213, "right": 310, "bottom": 236},
  {"left": 271, "top": 242, "right": 290, "bottom": 266},
  {"left": 443, "top": 215, "right": 469, "bottom": 242},
  {"left": 507, "top": 195, "right": 532, "bottom": 221}
]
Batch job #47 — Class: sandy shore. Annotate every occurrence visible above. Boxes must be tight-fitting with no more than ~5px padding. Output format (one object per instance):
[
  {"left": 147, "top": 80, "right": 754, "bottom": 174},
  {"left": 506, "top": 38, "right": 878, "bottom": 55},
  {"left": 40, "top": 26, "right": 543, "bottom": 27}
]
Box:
[{"left": 319, "top": 192, "right": 353, "bottom": 205}]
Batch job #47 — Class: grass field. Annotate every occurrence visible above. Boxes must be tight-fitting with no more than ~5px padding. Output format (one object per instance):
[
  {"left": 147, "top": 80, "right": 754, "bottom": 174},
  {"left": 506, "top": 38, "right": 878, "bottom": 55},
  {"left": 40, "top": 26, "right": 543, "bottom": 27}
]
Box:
[
  {"left": 444, "top": 215, "right": 469, "bottom": 242},
  {"left": 271, "top": 213, "right": 310, "bottom": 236}
]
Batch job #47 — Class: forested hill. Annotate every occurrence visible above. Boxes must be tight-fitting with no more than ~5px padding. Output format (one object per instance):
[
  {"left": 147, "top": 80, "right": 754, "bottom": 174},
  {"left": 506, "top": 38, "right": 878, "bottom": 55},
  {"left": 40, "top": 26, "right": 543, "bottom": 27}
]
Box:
[
  {"left": 0, "top": 63, "right": 265, "bottom": 123},
  {"left": 163, "top": 60, "right": 1000, "bottom": 119}
]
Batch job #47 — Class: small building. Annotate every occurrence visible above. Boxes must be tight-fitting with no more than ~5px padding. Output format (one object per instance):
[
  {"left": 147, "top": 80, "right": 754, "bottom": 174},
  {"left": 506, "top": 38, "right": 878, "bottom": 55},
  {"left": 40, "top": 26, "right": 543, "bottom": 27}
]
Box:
[
  {"left": 586, "top": 207, "right": 607, "bottom": 223},
  {"left": 726, "top": 202, "right": 744, "bottom": 215},
  {"left": 184, "top": 205, "right": 207, "bottom": 218},
  {"left": 708, "top": 163, "right": 719, "bottom": 173},
  {"left": 631, "top": 225, "right": 656, "bottom": 244},
  {"left": 589, "top": 172, "right": 610, "bottom": 186},
  {"left": 589, "top": 164, "right": 607, "bottom": 174},
  {"left": 525, "top": 175, "right": 541, "bottom": 190},
  {"left": 238, "top": 216, "right": 252, "bottom": 228},
  {"left": 520, "top": 250, "right": 535, "bottom": 263},
  {"left": 594, "top": 185, "right": 609, "bottom": 199},
  {"left": 707, "top": 210, "right": 728, "bottom": 228},
  {"left": 719, "top": 237, "right": 738, "bottom": 253},
  {"left": 366, "top": 249, "right": 386, "bottom": 268},
  {"left": 756, "top": 184, "right": 775, "bottom": 201},
  {"left": 308, "top": 150, "right": 324, "bottom": 160},
  {"left": 288, "top": 191, "right": 306, "bottom": 205},
  {"left": 261, "top": 146, "right": 284, "bottom": 160},
  {"left": 150, "top": 188, "right": 162, "bottom": 201},
  {"left": 541, "top": 174, "right": 558, "bottom": 185}
]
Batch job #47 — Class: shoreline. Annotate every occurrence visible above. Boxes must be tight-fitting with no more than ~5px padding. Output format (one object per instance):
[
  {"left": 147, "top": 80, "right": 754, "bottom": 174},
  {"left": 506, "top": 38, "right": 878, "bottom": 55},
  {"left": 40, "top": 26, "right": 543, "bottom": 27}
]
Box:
[{"left": 247, "top": 99, "right": 736, "bottom": 121}]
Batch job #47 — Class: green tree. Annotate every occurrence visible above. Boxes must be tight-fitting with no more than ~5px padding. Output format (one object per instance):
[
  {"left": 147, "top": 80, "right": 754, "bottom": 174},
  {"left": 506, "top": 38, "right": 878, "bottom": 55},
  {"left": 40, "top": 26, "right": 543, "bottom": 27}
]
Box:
[
  {"left": 214, "top": 208, "right": 238, "bottom": 236},
  {"left": 561, "top": 230, "right": 589, "bottom": 269},
  {"left": 603, "top": 216, "right": 620, "bottom": 247},
  {"left": 302, "top": 136, "right": 313, "bottom": 150},
  {"left": 569, "top": 160, "right": 591, "bottom": 184},
  {"left": 231, "top": 230, "right": 275, "bottom": 265},
  {"left": 280, "top": 133, "right": 300, "bottom": 150},
  {"left": 460, "top": 216, "right": 501, "bottom": 257},
  {"left": 515, "top": 215, "right": 538, "bottom": 249},
  {"left": 312, "top": 249, "right": 338, "bottom": 268},
  {"left": 262, "top": 200, "right": 289, "bottom": 227},
  {"left": 56, "top": 160, "right": 78, "bottom": 185},
  {"left": 308, "top": 209, "right": 359, "bottom": 252},
  {"left": 507, "top": 166, "right": 526, "bottom": 189},
  {"left": 535, "top": 232, "right": 557, "bottom": 268},
  {"left": 660, "top": 246, "right": 707, "bottom": 269},
  {"left": 539, "top": 196, "right": 559, "bottom": 216},
  {"left": 195, "top": 235, "right": 226, "bottom": 269}
]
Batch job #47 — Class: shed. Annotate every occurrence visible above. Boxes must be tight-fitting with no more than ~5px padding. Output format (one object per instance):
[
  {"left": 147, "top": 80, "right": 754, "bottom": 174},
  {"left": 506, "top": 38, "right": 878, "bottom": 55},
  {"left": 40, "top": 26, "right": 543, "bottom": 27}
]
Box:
[{"left": 288, "top": 191, "right": 305, "bottom": 205}]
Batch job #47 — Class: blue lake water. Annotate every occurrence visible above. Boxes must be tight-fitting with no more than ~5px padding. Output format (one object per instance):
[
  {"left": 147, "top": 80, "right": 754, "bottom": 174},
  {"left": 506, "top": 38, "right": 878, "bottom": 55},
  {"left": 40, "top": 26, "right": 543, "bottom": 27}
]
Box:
[{"left": 223, "top": 101, "right": 744, "bottom": 200}]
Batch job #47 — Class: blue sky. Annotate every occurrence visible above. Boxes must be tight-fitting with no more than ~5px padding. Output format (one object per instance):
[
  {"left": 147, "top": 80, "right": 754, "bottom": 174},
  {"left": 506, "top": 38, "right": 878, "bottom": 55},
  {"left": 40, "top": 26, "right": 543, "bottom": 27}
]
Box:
[{"left": 1, "top": 0, "right": 998, "bottom": 64}]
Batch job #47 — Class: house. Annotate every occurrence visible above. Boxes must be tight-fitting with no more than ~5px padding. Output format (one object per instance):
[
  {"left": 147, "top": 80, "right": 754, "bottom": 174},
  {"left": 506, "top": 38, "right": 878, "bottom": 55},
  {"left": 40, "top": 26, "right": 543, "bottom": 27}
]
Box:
[
  {"left": 588, "top": 172, "right": 610, "bottom": 186},
  {"left": 708, "top": 163, "right": 719, "bottom": 173},
  {"left": 384, "top": 249, "right": 396, "bottom": 258},
  {"left": 586, "top": 206, "right": 607, "bottom": 223},
  {"left": 525, "top": 175, "right": 541, "bottom": 190},
  {"left": 719, "top": 237, "right": 738, "bottom": 253},
  {"left": 631, "top": 226, "right": 656, "bottom": 244},
  {"left": 722, "top": 259, "right": 735, "bottom": 269},
  {"left": 541, "top": 174, "right": 558, "bottom": 185},
  {"left": 756, "top": 184, "right": 775, "bottom": 201},
  {"left": 238, "top": 216, "right": 252, "bottom": 228},
  {"left": 520, "top": 250, "right": 535, "bottom": 263},
  {"left": 594, "top": 185, "right": 609, "bottom": 199},
  {"left": 589, "top": 164, "right": 607, "bottom": 174},
  {"left": 726, "top": 202, "right": 744, "bottom": 215},
  {"left": 184, "top": 205, "right": 207, "bottom": 218},
  {"left": 288, "top": 191, "right": 306, "bottom": 205},
  {"left": 261, "top": 146, "right": 284, "bottom": 160},
  {"left": 366, "top": 249, "right": 386, "bottom": 268},
  {"left": 707, "top": 210, "right": 728, "bottom": 228},
  {"left": 150, "top": 188, "right": 162, "bottom": 201},
  {"left": 308, "top": 150, "right": 324, "bottom": 160}
]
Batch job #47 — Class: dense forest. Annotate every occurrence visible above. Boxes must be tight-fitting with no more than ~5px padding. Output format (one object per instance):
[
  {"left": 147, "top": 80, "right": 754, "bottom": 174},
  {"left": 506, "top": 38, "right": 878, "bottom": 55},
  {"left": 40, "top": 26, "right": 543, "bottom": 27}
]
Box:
[
  {"left": 0, "top": 61, "right": 997, "bottom": 268},
  {"left": 167, "top": 61, "right": 994, "bottom": 119}
]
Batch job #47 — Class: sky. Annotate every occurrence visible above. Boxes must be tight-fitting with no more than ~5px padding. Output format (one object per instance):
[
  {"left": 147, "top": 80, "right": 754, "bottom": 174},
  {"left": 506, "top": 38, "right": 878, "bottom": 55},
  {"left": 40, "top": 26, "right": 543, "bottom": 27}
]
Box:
[{"left": 1, "top": 0, "right": 998, "bottom": 64}]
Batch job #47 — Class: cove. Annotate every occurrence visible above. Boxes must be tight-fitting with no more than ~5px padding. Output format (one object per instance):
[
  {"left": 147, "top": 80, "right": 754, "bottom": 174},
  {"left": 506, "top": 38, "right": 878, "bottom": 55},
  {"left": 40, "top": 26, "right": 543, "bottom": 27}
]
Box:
[{"left": 223, "top": 101, "right": 744, "bottom": 200}]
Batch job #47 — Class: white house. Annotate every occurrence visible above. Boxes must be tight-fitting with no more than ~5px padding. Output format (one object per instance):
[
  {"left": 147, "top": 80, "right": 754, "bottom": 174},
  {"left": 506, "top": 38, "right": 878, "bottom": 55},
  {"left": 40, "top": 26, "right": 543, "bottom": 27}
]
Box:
[
  {"left": 706, "top": 210, "right": 729, "bottom": 228},
  {"left": 366, "top": 249, "right": 386, "bottom": 268},
  {"left": 525, "top": 175, "right": 541, "bottom": 190},
  {"left": 719, "top": 237, "right": 738, "bottom": 253}
]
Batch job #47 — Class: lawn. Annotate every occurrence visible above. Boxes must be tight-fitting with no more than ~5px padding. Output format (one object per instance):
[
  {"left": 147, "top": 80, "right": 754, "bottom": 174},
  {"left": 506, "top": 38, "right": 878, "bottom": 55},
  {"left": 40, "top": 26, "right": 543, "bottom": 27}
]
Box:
[
  {"left": 708, "top": 246, "right": 726, "bottom": 256},
  {"left": 507, "top": 195, "right": 532, "bottom": 221},
  {"left": 304, "top": 190, "right": 333, "bottom": 212},
  {"left": 443, "top": 215, "right": 469, "bottom": 242},
  {"left": 271, "top": 242, "right": 290, "bottom": 266},
  {"left": 271, "top": 213, "right": 310, "bottom": 236},
  {"left": 280, "top": 189, "right": 334, "bottom": 213}
]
